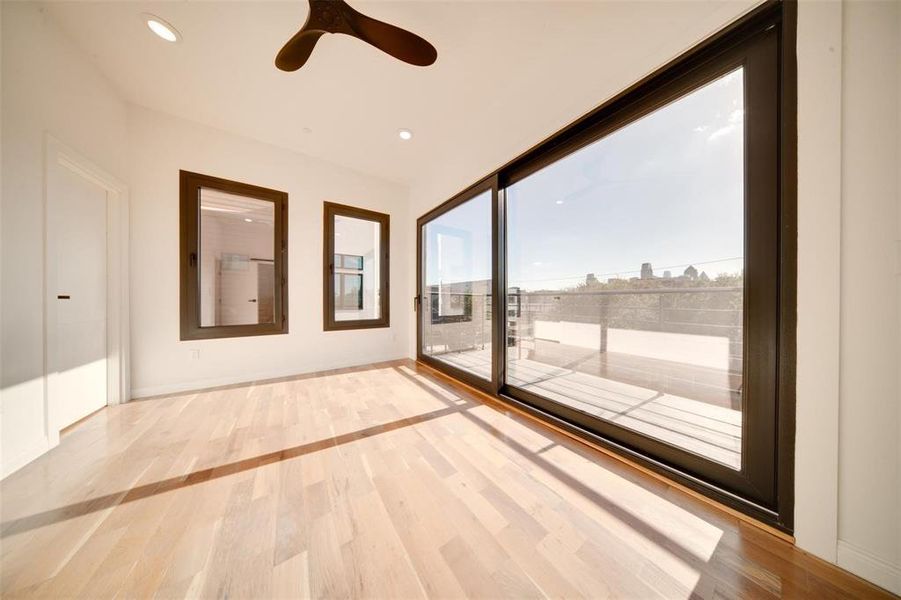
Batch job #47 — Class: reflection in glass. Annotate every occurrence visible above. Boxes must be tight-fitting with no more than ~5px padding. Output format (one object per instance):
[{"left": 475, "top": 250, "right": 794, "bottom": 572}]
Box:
[
  {"left": 334, "top": 215, "right": 381, "bottom": 321},
  {"left": 199, "top": 188, "right": 275, "bottom": 327},
  {"left": 336, "top": 273, "right": 364, "bottom": 310},
  {"left": 421, "top": 190, "right": 492, "bottom": 380},
  {"left": 505, "top": 69, "right": 745, "bottom": 469}
]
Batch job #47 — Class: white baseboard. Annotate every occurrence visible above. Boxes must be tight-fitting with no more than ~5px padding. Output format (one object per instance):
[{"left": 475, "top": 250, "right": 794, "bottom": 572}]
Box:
[
  {"left": 837, "top": 539, "right": 901, "bottom": 595},
  {"left": 1, "top": 436, "right": 58, "bottom": 480},
  {"left": 130, "top": 354, "right": 409, "bottom": 400}
]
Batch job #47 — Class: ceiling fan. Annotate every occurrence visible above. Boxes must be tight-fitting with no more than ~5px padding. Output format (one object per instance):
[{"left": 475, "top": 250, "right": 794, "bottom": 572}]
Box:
[{"left": 276, "top": 0, "right": 437, "bottom": 72}]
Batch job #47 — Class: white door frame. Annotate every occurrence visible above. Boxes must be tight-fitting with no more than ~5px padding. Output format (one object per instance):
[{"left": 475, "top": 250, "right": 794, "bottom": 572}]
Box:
[{"left": 44, "top": 134, "right": 129, "bottom": 445}]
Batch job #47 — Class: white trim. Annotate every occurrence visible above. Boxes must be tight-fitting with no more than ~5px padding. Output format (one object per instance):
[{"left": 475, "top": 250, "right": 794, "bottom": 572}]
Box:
[
  {"left": 131, "top": 354, "right": 409, "bottom": 399},
  {"left": 0, "top": 436, "right": 54, "bottom": 480},
  {"left": 43, "top": 134, "right": 130, "bottom": 441},
  {"left": 837, "top": 540, "right": 901, "bottom": 595},
  {"left": 793, "top": 0, "right": 843, "bottom": 562}
]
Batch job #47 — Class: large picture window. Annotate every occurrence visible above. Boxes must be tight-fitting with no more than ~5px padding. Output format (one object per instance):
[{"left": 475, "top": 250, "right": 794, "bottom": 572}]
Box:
[
  {"left": 416, "top": 3, "right": 793, "bottom": 531},
  {"left": 180, "top": 171, "right": 288, "bottom": 340},
  {"left": 507, "top": 66, "right": 747, "bottom": 470},
  {"left": 323, "top": 202, "right": 389, "bottom": 330}
]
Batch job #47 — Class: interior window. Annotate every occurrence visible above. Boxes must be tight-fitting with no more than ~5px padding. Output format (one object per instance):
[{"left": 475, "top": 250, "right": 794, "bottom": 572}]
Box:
[
  {"left": 323, "top": 202, "right": 390, "bottom": 330},
  {"left": 180, "top": 171, "right": 288, "bottom": 340}
]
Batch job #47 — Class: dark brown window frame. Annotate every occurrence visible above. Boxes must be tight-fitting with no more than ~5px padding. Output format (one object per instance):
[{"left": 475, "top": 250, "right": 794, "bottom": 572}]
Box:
[
  {"left": 415, "top": 1, "right": 795, "bottom": 533},
  {"left": 323, "top": 202, "right": 390, "bottom": 331},
  {"left": 179, "top": 170, "right": 288, "bottom": 340},
  {"left": 336, "top": 273, "right": 364, "bottom": 310}
]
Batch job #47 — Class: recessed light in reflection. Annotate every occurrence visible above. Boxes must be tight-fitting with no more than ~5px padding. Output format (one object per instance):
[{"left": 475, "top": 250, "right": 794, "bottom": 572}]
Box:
[{"left": 143, "top": 14, "right": 181, "bottom": 42}]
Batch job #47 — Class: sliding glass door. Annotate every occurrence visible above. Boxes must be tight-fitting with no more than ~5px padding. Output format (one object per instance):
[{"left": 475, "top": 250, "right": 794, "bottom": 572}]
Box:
[
  {"left": 419, "top": 182, "right": 495, "bottom": 384},
  {"left": 507, "top": 68, "right": 746, "bottom": 470},
  {"left": 417, "top": 9, "right": 789, "bottom": 527}
]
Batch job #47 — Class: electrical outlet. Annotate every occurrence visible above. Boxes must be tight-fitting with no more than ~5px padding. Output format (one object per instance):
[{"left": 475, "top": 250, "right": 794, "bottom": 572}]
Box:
[{"left": 190, "top": 349, "right": 200, "bottom": 361}]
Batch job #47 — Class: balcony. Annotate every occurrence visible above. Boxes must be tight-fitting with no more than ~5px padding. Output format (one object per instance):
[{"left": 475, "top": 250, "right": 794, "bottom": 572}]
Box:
[{"left": 422, "top": 286, "right": 743, "bottom": 469}]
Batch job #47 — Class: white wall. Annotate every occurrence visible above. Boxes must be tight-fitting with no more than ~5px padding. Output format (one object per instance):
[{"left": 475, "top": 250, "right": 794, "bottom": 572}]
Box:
[
  {"left": 0, "top": 2, "right": 129, "bottom": 478},
  {"left": 1, "top": 2, "right": 411, "bottom": 474},
  {"left": 128, "top": 106, "right": 411, "bottom": 398},
  {"left": 833, "top": 0, "right": 900, "bottom": 591},
  {"left": 796, "top": 1, "right": 901, "bottom": 593},
  {"left": 794, "top": 0, "right": 844, "bottom": 566}
]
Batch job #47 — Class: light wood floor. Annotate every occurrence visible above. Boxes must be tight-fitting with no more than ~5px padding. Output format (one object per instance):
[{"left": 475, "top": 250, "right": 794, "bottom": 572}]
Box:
[{"left": 0, "top": 360, "right": 893, "bottom": 599}]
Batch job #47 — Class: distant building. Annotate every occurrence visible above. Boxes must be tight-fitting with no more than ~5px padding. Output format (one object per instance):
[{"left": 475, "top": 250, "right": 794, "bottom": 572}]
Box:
[
  {"left": 640, "top": 262, "right": 654, "bottom": 280},
  {"left": 663, "top": 270, "right": 672, "bottom": 279},
  {"left": 586, "top": 273, "right": 598, "bottom": 285}
]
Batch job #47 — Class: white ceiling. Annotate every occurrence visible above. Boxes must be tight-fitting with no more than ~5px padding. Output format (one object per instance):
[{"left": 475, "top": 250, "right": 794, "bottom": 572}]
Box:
[
  {"left": 44, "top": 0, "right": 760, "bottom": 189},
  {"left": 201, "top": 189, "right": 275, "bottom": 225}
]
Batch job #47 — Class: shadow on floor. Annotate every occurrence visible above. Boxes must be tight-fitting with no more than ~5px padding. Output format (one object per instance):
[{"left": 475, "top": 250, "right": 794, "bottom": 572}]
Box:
[
  {"left": 390, "top": 365, "right": 717, "bottom": 577},
  {"left": 0, "top": 401, "right": 464, "bottom": 539}
]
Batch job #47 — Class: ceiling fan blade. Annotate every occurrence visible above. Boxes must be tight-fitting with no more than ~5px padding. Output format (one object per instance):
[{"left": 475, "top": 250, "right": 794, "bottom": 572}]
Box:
[
  {"left": 276, "top": 28, "right": 325, "bottom": 72},
  {"left": 344, "top": 6, "right": 437, "bottom": 67}
]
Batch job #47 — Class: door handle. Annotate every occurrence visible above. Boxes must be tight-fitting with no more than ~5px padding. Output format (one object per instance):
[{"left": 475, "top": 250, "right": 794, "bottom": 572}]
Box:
[
  {"left": 248, "top": 299, "right": 257, "bottom": 303},
  {"left": 57, "top": 295, "right": 71, "bottom": 300}
]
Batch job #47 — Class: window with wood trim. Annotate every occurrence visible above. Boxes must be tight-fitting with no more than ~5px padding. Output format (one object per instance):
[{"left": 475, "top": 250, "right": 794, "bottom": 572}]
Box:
[
  {"left": 180, "top": 170, "right": 288, "bottom": 340},
  {"left": 416, "top": 2, "right": 795, "bottom": 532},
  {"left": 323, "top": 202, "right": 389, "bottom": 330}
]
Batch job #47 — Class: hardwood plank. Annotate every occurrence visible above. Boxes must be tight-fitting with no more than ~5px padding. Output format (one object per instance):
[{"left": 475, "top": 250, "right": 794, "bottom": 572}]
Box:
[{"left": 0, "top": 359, "right": 894, "bottom": 599}]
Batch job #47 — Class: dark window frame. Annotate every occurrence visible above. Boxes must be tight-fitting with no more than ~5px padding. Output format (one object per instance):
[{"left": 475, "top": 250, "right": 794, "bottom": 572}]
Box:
[
  {"left": 323, "top": 202, "right": 390, "bottom": 331},
  {"left": 336, "top": 273, "right": 365, "bottom": 311},
  {"left": 334, "top": 254, "right": 365, "bottom": 311},
  {"left": 415, "top": 1, "right": 795, "bottom": 533},
  {"left": 179, "top": 170, "right": 288, "bottom": 340},
  {"left": 417, "top": 178, "right": 502, "bottom": 389},
  {"left": 336, "top": 253, "right": 364, "bottom": 270}
]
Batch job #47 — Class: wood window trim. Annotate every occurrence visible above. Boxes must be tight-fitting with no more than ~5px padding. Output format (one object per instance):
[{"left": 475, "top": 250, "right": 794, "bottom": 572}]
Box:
[
  {"left": 323, "top": 202, "right": 390, "bottom": 331},
  {"left": 179, "top": 170, "right": 288, "bottom": 340}
]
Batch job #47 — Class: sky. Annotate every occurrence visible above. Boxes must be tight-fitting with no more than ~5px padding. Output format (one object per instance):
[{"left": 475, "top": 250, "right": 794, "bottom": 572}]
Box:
[{"left": 425, "top": 67, "right": 745, "bottom": 291}]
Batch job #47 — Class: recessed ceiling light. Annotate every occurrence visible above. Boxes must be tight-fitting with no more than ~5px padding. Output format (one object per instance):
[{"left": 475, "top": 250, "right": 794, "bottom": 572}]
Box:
[
  {"left": 555, "top": 200, "right": 564, "bottom": 205},
  {"left": 143, "top": 14, "right": 181, "bottom": 43},
  {"left": 244, "top": 218, "right": 253, "bottom": 223},
  {"left": 398, "top": 129, "right": 413, "bottom": 141}
]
